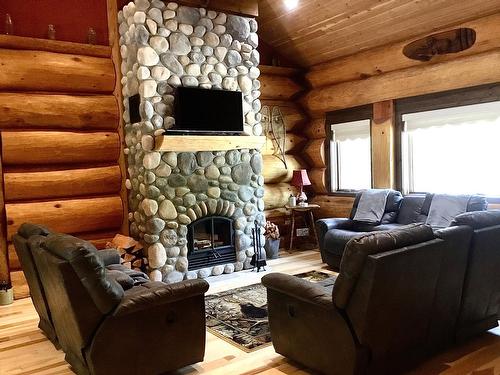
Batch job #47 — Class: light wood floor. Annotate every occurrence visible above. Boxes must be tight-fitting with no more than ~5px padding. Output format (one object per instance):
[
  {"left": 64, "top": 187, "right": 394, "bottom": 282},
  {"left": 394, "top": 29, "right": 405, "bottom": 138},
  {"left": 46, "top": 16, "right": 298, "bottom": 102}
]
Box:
[{"left": 1, "top": 250, "right": 499, "bottom": 375}]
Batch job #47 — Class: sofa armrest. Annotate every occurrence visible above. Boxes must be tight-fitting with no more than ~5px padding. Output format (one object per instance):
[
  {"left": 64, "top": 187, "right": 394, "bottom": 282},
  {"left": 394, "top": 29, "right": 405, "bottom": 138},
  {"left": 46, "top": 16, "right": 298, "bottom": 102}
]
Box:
[
  {"left": 262, "top": 273, "right": 363, "bottom": 375},
  {"left": 97, "top": 248, "right": 121, "bottom": 266},
  {"left": 113, "top": 279, "right": 209, "bottom": 317},
  {"left": 262, "top": 273, "right": 333, "bottom": 310},
  {"left": 316, "top": 218, "right": 352, "bottom": 240}
]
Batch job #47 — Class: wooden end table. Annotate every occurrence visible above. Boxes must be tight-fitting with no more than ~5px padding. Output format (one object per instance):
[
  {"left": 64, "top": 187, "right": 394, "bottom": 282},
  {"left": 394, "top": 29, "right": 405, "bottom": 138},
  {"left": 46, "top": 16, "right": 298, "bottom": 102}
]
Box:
[{"left": 285, "top": 204, "right": 320, "bottom": 252}]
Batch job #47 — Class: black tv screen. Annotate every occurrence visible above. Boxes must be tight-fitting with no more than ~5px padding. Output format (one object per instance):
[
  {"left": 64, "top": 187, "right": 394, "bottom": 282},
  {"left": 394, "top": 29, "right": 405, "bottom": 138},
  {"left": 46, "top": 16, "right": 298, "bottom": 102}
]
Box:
[{"left": 172, "top": 87, "right": 244, "bottom": 134}]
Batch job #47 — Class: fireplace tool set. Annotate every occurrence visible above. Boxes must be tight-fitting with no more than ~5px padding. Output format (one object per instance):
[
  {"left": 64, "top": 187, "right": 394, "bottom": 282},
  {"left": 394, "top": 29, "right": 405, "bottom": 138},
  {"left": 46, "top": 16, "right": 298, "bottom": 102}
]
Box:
[{"left": 251, "top": 221, "right": 267, "bottom": 272}]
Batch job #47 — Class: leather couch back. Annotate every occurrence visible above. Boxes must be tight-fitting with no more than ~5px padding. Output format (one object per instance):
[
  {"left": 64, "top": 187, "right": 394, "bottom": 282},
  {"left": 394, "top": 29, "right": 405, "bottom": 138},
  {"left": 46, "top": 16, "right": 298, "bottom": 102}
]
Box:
[
  {"left": 452, "top": 210, "right": 500, "bottom": 337},
  {"left": 12, "top": 224, "right": 53, "bottom": 335},
  {"left": 333, "top": 223, "right": 435, "bottom": 309},
  {"left": 30, "top": 233, "right": 124, "bottom": 363},
  {"left": 397, "top": 194, "right": 488, "bottom": 225},
  {"left": 349, "top": 189, "right": 403, "bottom": 224},
  {"left": 333, "top": 224, "right": 455, "bottom": 370}
]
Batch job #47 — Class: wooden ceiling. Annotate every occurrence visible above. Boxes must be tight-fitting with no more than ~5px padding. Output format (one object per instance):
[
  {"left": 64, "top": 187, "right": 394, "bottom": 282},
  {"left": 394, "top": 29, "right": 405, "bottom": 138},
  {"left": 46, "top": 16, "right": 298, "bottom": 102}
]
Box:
[{"left": 258, "top": 0, "right": 500, "bottom": 67}]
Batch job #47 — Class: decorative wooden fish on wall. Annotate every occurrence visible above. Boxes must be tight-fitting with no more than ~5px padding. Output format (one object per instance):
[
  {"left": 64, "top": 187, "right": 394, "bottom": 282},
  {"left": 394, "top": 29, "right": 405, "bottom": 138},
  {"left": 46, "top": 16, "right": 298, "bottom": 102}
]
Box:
[{"left": 403, "top": 28, "right": 476, "bottom": 62}]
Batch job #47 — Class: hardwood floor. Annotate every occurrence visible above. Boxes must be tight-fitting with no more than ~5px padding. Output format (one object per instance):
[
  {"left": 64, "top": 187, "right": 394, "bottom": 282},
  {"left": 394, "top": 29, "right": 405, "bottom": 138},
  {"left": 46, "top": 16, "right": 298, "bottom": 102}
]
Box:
[{"left": 1, "top": 250, "right": 499, "bottom": 375}]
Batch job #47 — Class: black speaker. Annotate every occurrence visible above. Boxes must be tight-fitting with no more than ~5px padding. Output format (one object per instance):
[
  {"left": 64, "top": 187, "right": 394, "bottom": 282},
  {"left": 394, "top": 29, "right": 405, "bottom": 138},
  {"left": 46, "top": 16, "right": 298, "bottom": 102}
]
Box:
[{"left": 129, "top": 94, "right": 141, "bottom": 123}]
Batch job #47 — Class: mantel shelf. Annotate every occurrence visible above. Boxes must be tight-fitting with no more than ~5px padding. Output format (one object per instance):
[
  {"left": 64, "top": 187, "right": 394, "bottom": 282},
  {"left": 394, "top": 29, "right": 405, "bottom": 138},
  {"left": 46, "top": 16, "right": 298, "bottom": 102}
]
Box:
[{"left": 154, "top": 135, "right": 266, "bottom": 152}]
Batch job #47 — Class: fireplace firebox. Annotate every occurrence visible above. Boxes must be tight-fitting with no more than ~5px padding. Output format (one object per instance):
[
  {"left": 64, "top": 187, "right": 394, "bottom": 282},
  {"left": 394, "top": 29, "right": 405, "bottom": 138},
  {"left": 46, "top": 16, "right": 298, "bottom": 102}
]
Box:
[{"left": 187, "top": 216, "right": 236, "bottom": 270}]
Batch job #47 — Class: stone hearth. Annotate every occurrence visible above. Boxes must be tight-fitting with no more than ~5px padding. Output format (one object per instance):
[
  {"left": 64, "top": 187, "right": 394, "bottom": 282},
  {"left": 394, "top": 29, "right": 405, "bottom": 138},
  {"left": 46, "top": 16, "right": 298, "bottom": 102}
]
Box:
[{"left": 118, "top": 1, "right": 264, "bottom": 283}]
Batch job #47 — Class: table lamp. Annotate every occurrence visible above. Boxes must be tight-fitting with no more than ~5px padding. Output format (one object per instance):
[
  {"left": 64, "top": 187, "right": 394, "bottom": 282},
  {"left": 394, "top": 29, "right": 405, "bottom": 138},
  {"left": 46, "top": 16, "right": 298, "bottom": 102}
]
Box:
[{"left": 291, "top": 169, "right": 311, "bottom": 206}]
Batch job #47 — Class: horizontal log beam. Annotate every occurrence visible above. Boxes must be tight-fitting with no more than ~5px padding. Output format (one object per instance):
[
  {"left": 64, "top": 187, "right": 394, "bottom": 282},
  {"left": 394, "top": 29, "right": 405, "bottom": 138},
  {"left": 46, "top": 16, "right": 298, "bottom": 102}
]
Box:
[
  {"left": 302, "top": 49, "right": 500, "bottom": 114},
  {"left": 306, "top": 13, "right": 500, "bottom": 88},
  {"left": 261, "top": 101, "right": 308, "bottom": 132},
  {"left": 264, "top": 183, "right": 295, "bottom": 210},
  {"left": 0, "top": 35, "right": 111, "bottom": 57},
  {"left": 2, "top": 131, "right": 121, "bottom": 166},
  {"left": 8, "top": 230, "right": 117, "bottom": 271},
  {"left": 259, "top": 65, "right": 303, "bottom": 77},
  {"left": 262, "top": 132, "right": 307, "bottom": 156},
  {"left": 260, "top": 74, "right": 304, "bottom": 100},
  {"left": 119, "top": 0, "right": 258, "bottom": 16},
  {"left": 263, "top": 154, "right": 306, "bottom": 184},
  {"left": 4, "top": 166, "right": 122, "bottom": 201},
  {"left": 310, "top": 194, "right": 355, "bottom": 219},
  {"left": 6, "top": 196, "right": 124, "bottom": 240},
  {"left": 0, "top": 93, "right": 119, "bottom": 131},
  {"left": 0, "top": 49, "right": 115, "bottom": 93}
]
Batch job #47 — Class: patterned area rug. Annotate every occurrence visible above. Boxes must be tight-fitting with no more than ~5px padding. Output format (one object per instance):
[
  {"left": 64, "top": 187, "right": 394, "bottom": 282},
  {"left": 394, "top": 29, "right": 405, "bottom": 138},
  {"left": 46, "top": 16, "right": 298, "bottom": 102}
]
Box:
[{"left": 205, "top": 270, "right": 332, "bottom": 352}]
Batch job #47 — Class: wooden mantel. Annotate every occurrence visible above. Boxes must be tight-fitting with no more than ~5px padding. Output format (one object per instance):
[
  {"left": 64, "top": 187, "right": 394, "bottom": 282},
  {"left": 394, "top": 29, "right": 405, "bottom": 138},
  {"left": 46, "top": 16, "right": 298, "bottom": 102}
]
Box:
[{"left": 154, "top": 135, "right": 266, "bottom": 152}]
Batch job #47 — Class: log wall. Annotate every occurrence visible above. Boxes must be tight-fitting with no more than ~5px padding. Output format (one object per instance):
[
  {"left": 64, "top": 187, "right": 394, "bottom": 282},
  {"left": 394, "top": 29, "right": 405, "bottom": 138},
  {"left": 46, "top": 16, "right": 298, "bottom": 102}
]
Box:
[
  {"left": 259, "top": 66, "right": 313, "bottom": 246},
  {"left": 301, "top": 13, "right": 500, "bottom": 220},
  {"left": 0, "top": 37, "right": 127, "bottom": 299}
]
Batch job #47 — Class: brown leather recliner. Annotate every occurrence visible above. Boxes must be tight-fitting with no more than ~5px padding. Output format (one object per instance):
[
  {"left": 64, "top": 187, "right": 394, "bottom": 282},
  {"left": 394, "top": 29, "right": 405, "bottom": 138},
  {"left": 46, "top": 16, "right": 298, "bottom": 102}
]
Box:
[
  {"left": 28, "top": 231, "right": 209, "bottom": 375},
  {"left": 262, "top": 223, "right": 473, "bottom": 375},
  {"left": 13, "top": 223, "right": 126, "bottom": 349},
  {"left": 451, "top": 210, "right": 500, "bottom": 340}
]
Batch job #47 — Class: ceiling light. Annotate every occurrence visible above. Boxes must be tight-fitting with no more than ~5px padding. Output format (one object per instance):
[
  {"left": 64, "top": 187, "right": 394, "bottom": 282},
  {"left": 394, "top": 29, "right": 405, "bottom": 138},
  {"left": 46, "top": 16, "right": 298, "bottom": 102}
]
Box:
[{"left": 284, "top": 0, "right": 299, "bottom": 11}]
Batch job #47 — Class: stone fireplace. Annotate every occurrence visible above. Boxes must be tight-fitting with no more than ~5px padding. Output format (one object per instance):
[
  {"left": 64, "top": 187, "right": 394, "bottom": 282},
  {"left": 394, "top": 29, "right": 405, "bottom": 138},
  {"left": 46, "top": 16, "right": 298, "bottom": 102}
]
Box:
[{"left": 118, "top": 1, "right": 265, "bottom": 283}]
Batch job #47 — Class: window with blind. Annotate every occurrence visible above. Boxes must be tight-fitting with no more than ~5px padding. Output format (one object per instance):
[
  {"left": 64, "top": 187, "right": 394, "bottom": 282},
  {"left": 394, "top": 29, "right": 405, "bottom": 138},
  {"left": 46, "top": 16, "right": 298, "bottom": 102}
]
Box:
[
  {"left": 330, "top": 119, "right": 372, "bottom": 191},
  {"left": 401, "top": 101, "right": 500, "bottom": 195}
]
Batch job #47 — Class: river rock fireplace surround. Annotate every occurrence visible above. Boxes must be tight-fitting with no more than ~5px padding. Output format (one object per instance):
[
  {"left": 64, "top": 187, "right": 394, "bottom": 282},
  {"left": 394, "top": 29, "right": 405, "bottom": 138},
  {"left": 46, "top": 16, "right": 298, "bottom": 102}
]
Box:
[{"left": 119, "top": 1, "right": 265, "bottom": 283}]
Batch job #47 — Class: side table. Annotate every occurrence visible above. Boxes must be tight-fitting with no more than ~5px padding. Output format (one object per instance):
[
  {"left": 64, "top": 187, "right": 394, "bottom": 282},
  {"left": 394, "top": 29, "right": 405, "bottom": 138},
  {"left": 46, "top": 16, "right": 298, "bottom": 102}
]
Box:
[{"left": 285, "top": 204, "right": 320, "bottom": 252}]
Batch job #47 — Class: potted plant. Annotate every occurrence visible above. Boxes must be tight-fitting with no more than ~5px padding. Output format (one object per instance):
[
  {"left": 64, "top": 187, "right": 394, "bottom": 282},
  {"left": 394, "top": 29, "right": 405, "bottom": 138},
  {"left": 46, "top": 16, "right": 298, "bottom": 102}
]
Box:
[{"left": 264, "top": 221, "right": 280, "bottom": 259}]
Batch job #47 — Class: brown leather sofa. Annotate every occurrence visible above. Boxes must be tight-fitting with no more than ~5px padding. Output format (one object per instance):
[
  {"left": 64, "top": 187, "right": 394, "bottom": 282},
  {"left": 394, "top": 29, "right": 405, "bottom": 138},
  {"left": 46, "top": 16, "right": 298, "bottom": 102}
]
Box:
[
  {"left": 17, "top": 226, "right": 209, "bottom": 375},
  {"left": 317, "top": 192, "right": 487, "bottom": 269},
  {"left": 262, "top": 223, "right": 474, "bottom": 375},
  {"left": 451, "top": 210, "right": 500, "bottom": 340},
  {"left": 12, "top": 223, "right": 122, "bottom": 349}
]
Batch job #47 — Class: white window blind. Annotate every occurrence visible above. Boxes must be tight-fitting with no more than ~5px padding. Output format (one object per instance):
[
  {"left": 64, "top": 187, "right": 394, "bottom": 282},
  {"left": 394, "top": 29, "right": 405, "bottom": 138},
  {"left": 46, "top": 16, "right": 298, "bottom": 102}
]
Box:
[
  {"left": 401, "top": 101, "right": 500, "bottom": 195},
  {"left": 330, "top": 119, "right": 371, "bottom": 191}
]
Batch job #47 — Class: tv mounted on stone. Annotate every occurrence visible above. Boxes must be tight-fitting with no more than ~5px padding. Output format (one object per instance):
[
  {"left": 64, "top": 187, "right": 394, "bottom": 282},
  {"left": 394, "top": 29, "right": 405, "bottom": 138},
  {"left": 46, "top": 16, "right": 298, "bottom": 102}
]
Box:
[{"left": 171, "top": 87, "right": 244, "bottom": 135}]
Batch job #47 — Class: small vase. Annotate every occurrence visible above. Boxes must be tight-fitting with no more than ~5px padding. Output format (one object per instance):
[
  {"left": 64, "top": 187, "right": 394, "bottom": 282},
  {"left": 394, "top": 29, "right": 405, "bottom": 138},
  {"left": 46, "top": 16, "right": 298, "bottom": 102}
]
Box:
[{"left": 264, "top": 238, "right": 280, "bottom": 259}]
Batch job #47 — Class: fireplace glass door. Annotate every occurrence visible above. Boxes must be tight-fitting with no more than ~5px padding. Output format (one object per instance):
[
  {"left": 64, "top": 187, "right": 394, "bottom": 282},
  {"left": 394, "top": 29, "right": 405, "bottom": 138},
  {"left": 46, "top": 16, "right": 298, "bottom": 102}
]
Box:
[{"left": 187, "top": 216, "right": 236, "bottom": 270}]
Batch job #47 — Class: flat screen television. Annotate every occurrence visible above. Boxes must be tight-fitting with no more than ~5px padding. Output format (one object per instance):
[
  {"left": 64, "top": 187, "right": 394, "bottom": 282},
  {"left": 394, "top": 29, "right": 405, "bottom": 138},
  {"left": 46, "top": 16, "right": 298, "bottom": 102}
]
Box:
[{"left": 171, "top": 87, "right": 244, "bottom": 134}]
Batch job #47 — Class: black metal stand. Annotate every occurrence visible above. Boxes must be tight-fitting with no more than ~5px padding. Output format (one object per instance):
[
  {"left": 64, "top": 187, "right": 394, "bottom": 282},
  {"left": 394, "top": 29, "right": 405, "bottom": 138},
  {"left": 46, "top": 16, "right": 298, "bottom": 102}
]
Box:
[{"left": 251, "top": 221, "right": 267, "bottom": 272}]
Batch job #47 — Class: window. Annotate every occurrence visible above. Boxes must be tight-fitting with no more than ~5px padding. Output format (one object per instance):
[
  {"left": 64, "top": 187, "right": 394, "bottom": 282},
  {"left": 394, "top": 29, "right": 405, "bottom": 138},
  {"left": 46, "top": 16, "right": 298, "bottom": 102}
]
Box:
[
  {"left": 401, "top": 101, "right": 500, "bottom": 195},
  {"left": 330, "top": 119, "right": 372, "bottom": 191}
]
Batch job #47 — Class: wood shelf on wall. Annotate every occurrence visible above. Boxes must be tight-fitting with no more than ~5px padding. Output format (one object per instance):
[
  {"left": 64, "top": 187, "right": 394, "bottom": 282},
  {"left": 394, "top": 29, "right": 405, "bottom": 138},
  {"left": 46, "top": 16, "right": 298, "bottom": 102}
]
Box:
[
  {"left": 0, "top": 35, "right": 111, "bottom": 58},
  {"left": 154, "top": 135, "right": 266, "bottom": 152}
]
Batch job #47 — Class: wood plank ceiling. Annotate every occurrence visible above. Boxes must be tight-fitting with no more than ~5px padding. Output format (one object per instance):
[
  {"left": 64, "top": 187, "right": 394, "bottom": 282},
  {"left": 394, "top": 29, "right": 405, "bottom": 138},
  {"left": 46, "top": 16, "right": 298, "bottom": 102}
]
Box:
[{"left": 258, "top": 0, "right": 500, "bottom": 67}]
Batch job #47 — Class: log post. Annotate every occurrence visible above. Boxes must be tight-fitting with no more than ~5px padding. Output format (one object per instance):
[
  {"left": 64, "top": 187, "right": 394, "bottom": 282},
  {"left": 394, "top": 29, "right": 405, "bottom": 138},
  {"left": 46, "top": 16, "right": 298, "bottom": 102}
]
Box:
[
  {"left": 371, "top": 101, "right": 396, "bottom": 189},
  {"left": 107, "top": 0, "right": 130, "bottom": 236}
]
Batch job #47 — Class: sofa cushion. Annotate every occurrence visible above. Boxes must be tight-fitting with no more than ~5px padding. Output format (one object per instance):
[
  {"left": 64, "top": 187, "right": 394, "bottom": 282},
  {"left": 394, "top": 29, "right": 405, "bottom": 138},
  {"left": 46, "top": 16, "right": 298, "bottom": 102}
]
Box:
[
  {"left": 43, "top": 234, "right": 124, "bottom": 314},
  {"left": 107, "top": 264, "right": 150, "bottom": 285},
  {"left": 451, "top": 210, "right": 500, "bottom": 229},
  {"left": 396, "top": 195, "right": 426, "bottom": 224},
  {"left": 106, "top": 269, "right": 135, "bottom": 290},
  {"left": 333, "top": 223, "right": 435, "bottom": 309}
]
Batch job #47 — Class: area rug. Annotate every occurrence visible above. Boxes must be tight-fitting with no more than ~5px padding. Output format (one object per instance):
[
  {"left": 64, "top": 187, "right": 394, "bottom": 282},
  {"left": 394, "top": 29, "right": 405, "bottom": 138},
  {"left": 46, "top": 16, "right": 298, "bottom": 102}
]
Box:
[{"left": 205, "top": 270, "right": 332, "bottom": 352}]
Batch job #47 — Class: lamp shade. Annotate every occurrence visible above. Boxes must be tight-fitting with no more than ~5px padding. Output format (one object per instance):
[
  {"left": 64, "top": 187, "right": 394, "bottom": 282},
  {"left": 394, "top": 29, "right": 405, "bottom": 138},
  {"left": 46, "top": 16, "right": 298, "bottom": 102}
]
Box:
[{"left": 291, "top": 169, "right": 311, "bottom": 187}]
